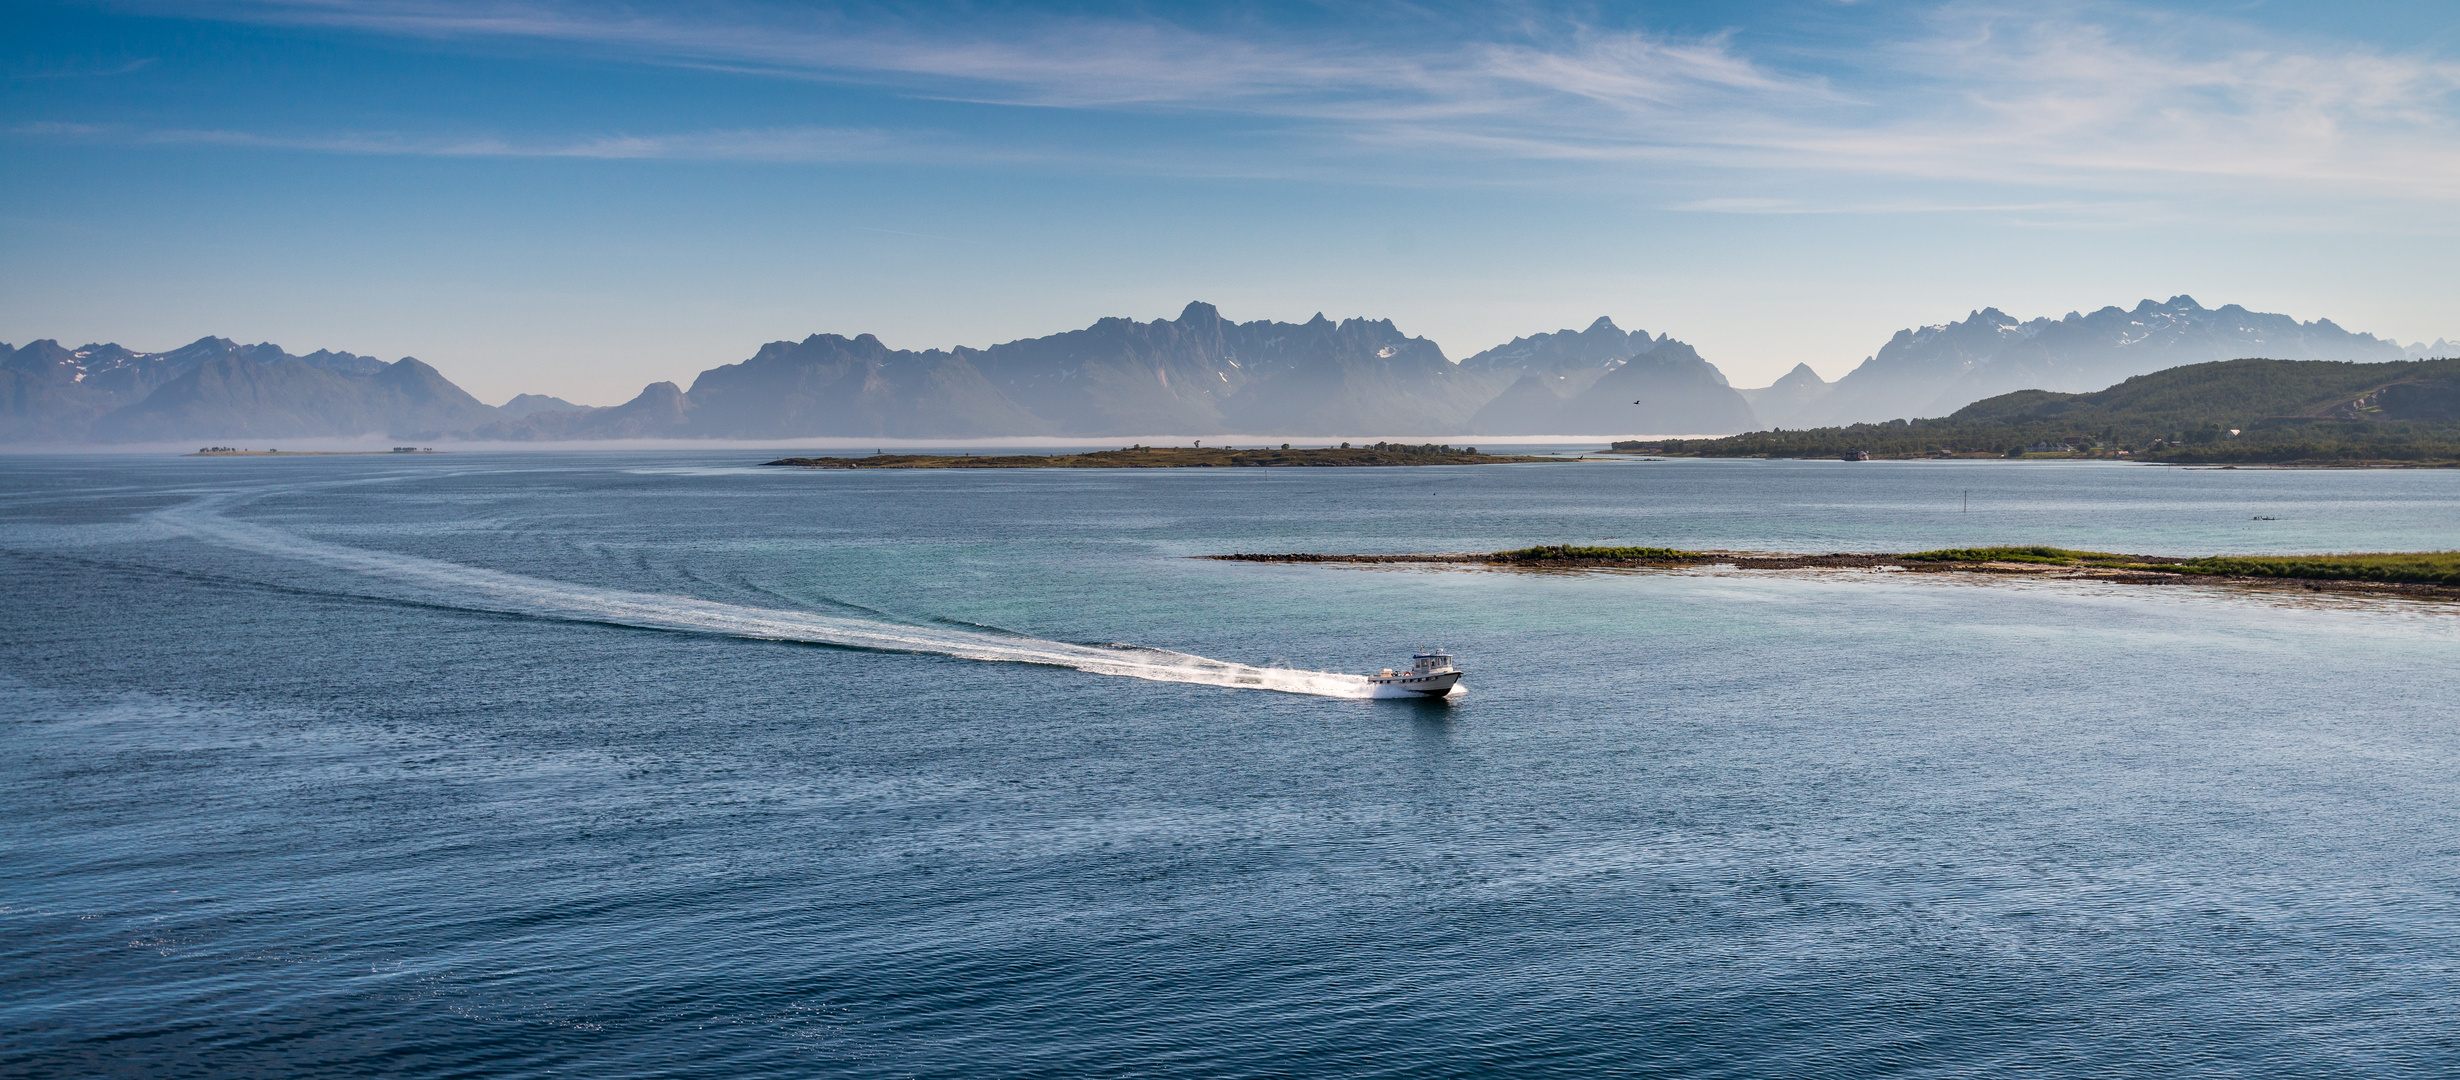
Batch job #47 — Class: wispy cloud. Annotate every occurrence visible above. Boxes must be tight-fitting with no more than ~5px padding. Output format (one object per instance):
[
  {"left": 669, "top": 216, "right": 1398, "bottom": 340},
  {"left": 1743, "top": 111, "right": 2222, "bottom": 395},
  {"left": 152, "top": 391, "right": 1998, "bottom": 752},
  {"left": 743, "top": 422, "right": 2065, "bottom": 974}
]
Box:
[
  {"left": 9, "top": 56, "right": 157, "bottom": 79},
  {"left": 1672, "top": 196, "right": 2129, "bottom": 216},
  {"left": 13, "top": 121, "right": 928, "bottom": 161},
  {"left": 1753, "top": 5, "right": 2460, "bottom": 199},
  {"left": 179, "top": 0, "right": 1818, "bottom": 115},
  {"left": 75, "top": 1, "right": 2460, "bottom": 209},
  {"left": 194, "top": 0, "right": 1414, "bottom": 107}
]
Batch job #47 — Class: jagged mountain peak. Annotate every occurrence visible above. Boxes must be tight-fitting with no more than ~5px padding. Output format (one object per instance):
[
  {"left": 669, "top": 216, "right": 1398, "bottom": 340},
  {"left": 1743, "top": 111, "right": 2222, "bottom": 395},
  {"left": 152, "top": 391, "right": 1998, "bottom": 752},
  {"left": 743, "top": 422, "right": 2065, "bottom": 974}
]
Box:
[
  {"left": 752, "top": 333, "right": 903, "bottom": 364},
  {"left": 1323, "top": 313, "right": 1412, "bottom": 340},
  {"left": 1788, "top": 296, "right": 2408, "bottom": 429},
  {"left": 300, "top": 349, "right": 387, "bottom": 376},
  {"left": 1457, "top": 316, "right": 1669, "bottom": 376},
  {"left": 1773, "top": 362, "right": 1827, "bottom": 388},
  {"left": 498, "top": 393, "right": 586, "bottom": 418},
  {"left": 9, "top": 340, "right": 73, "bottom": 361}
]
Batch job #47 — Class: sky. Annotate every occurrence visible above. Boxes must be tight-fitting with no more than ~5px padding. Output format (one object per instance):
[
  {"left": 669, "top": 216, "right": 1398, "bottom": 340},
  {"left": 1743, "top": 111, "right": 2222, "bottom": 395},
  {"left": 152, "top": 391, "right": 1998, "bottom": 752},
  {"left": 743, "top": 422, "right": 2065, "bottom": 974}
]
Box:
[{"left": 5, "top": 0, "right": 2458, "bottom": 405}]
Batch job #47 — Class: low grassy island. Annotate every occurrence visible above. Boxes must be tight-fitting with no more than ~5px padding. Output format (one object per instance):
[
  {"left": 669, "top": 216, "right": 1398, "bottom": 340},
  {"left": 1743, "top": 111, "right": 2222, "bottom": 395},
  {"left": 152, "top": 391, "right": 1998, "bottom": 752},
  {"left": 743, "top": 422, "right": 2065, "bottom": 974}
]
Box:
[
  {"left": 763, "top": 443, "right": 1565, "bottom": 469},
  {"left": 1209, "top": 545, "right": 2460, "bottom": 595}
]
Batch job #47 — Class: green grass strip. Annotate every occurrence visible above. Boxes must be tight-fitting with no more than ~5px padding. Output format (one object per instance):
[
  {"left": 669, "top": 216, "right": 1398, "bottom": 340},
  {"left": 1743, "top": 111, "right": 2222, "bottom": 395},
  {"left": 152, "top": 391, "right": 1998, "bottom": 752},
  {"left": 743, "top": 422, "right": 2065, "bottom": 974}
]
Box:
[
  {"left": 1897, "top": 546, "right": 2137, "bottom": 565},
  {"left": 1495, "top": 545, "right": 1703, "bottom": 561},
  {"left": 2172, "top": 552, "right": 2460, "bottom": 584}
]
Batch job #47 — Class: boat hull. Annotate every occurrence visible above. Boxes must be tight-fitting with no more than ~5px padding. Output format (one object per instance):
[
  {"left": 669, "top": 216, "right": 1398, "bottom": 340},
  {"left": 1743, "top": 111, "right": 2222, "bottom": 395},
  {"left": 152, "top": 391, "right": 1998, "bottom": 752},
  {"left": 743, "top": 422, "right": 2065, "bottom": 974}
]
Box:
[{"left": 1367, "top": 670, "right": 1463, "bottom": 697}]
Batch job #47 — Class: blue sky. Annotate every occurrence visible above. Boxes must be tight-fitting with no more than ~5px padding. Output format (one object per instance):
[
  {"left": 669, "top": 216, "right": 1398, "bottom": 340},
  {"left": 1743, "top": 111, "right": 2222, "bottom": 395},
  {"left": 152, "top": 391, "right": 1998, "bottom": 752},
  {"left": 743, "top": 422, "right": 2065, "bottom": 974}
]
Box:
[{"left": 6, "top": 0, "right": 2457, "bottom": 404}]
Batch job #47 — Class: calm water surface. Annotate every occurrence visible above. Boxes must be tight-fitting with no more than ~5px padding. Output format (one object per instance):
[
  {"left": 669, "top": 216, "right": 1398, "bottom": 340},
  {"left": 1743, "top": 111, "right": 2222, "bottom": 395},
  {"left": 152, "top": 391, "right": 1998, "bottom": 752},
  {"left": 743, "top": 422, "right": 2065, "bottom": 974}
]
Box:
[{"left": 4, "top": 452, "right": 2458, "bottom": 1078}]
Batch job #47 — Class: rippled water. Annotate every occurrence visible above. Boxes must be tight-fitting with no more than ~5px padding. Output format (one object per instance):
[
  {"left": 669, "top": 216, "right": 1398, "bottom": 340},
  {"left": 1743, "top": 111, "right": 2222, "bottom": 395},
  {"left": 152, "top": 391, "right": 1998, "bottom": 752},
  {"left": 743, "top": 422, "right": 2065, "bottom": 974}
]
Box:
[{"left": 4, "top": 452, "right": 2459, "bottom": 1078}]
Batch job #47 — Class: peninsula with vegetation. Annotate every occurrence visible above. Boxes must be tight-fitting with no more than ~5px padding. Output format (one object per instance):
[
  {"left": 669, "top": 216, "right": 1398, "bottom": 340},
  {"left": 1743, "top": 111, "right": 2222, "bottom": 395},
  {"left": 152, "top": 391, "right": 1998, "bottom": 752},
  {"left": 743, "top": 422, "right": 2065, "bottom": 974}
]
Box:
[
  {"left": 1211, "top": 545, "right": 2460, "bottom": 597},
  {"left": 763, "top": 443, "right": 1566, "bottom": 469},
  {"left": 1614, "top": 357, "right": 2460, "bottom": 466}
]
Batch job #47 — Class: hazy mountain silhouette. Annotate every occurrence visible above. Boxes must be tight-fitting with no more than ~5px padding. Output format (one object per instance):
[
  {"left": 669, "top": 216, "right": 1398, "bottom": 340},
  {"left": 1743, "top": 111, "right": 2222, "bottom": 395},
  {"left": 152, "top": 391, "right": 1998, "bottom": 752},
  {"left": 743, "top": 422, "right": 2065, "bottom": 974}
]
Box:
[
  {"left": 1737, "top": 363, "right": 1833, "bottom": 428},
  {"left": 498, "top": 393, "right": 587, "bottom": 418},
  {"left": 91, "top": 352, "right": 496, "bottom": 441},
  {"left": 490, "top": 303, "right": 1548, "bottom": 440},
  {"left": 1789, "top": 296, "right": 2412, "bottom": 427},
  {"left": 1460, "top": 317, "right": 1757, "bottom": 435},
  {"left": 1, "top": 337, "right": 489, "bottom": 442},
  {"left": 12, "top": 298, "right": 2443, "bottom": 443}
]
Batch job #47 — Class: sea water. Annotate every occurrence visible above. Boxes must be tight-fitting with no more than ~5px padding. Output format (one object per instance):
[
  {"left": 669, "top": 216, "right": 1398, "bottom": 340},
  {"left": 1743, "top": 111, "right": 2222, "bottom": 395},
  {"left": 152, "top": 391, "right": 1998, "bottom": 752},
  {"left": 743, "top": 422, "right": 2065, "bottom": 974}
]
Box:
[{"left": 4, "top": 452, "right": 2458, "bottom": 1078}]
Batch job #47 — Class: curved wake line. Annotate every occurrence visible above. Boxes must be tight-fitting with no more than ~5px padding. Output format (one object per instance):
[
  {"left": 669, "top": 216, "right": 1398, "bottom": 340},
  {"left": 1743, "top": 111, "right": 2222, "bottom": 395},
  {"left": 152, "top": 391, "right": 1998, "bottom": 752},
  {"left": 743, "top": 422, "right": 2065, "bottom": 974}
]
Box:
[{"left": 152, "top": 495, "right": 1391, "bottom": 699}]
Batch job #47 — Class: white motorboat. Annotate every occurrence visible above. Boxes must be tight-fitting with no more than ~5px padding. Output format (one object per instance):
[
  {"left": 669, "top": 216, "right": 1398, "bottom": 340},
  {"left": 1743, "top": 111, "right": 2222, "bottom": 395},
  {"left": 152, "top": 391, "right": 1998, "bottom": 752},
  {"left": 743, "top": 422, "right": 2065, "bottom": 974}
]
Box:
[{"left": 1368, "top": 651, "right": 1463, "bottom": 696}]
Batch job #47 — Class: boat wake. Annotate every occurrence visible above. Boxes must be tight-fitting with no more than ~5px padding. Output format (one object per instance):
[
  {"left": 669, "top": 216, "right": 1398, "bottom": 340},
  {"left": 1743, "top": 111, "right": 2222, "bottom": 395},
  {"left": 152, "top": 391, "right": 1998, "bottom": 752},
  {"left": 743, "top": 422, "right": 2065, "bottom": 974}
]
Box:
[{"left": 152, "top": 494, "right": 1391, "bottom": 699}]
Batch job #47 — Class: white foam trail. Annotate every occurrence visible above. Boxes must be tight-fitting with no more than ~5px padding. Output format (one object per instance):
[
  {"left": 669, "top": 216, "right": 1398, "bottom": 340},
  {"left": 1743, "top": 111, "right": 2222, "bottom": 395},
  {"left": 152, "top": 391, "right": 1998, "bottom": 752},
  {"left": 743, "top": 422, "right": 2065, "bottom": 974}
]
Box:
[{"left": 154, "top": 495, "right": 1391, "bottom": 699}]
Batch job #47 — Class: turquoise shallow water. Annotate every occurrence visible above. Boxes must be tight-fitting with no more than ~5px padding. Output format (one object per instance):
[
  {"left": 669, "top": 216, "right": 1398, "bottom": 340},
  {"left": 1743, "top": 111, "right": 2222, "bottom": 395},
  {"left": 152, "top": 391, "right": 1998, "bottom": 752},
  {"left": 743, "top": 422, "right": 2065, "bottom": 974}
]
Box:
[{"left": 3, "top": 452, "right": 2459, "bottom": 1077}]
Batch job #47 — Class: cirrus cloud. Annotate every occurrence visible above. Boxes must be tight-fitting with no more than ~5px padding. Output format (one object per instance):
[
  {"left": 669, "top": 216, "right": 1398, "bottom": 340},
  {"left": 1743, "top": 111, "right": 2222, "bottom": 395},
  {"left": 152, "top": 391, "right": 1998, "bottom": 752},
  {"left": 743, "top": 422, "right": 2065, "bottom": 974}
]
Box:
[{"left": 56, "top": 0, "right": 2460, "bottom": 214}]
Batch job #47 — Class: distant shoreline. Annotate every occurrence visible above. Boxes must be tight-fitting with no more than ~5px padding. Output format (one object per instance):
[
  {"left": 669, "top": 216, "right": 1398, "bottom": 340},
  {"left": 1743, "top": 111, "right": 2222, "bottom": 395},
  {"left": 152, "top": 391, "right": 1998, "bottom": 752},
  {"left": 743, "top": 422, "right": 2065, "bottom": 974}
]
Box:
[
  {"left": 762, "top": 445, "right": 1580, "bottom": 469},
  {"left": 186, "top": 449, "right": 442, "bottom": 456},
  {"left": 1606, "top": 443, "right": 2460, "bottom": 468},
  {"left": 1209, "top": 546, "right": 2460, "bottom": 599}
]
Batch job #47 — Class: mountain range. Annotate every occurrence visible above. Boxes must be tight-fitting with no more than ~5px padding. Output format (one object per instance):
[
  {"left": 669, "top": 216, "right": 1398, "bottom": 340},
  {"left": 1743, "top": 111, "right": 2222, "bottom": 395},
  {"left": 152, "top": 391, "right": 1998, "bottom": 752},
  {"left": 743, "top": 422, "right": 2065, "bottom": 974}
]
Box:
[
  {"left": 4, "top": 298, "right": 2448, "bottom": 444},
  {"left": 467, "top": 303, "right": 1755, "bottom": 441},
  {"left": 1754, "top": 296, "right": 2432, "bottom": 429},
  {"left": 0, "top": 336, "right": 497, "bottom": 443}
]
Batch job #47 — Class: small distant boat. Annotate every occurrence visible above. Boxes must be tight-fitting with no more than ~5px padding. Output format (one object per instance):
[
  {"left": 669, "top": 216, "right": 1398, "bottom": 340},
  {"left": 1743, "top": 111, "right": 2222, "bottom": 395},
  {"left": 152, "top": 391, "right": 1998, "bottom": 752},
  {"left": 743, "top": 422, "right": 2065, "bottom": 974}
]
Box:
[
  {"left": 1842, "top": 449, "right": 1872, "bottom": 461},
  {"left": 1369, "top": 652, "right": 1464, "bottom": 696}
]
